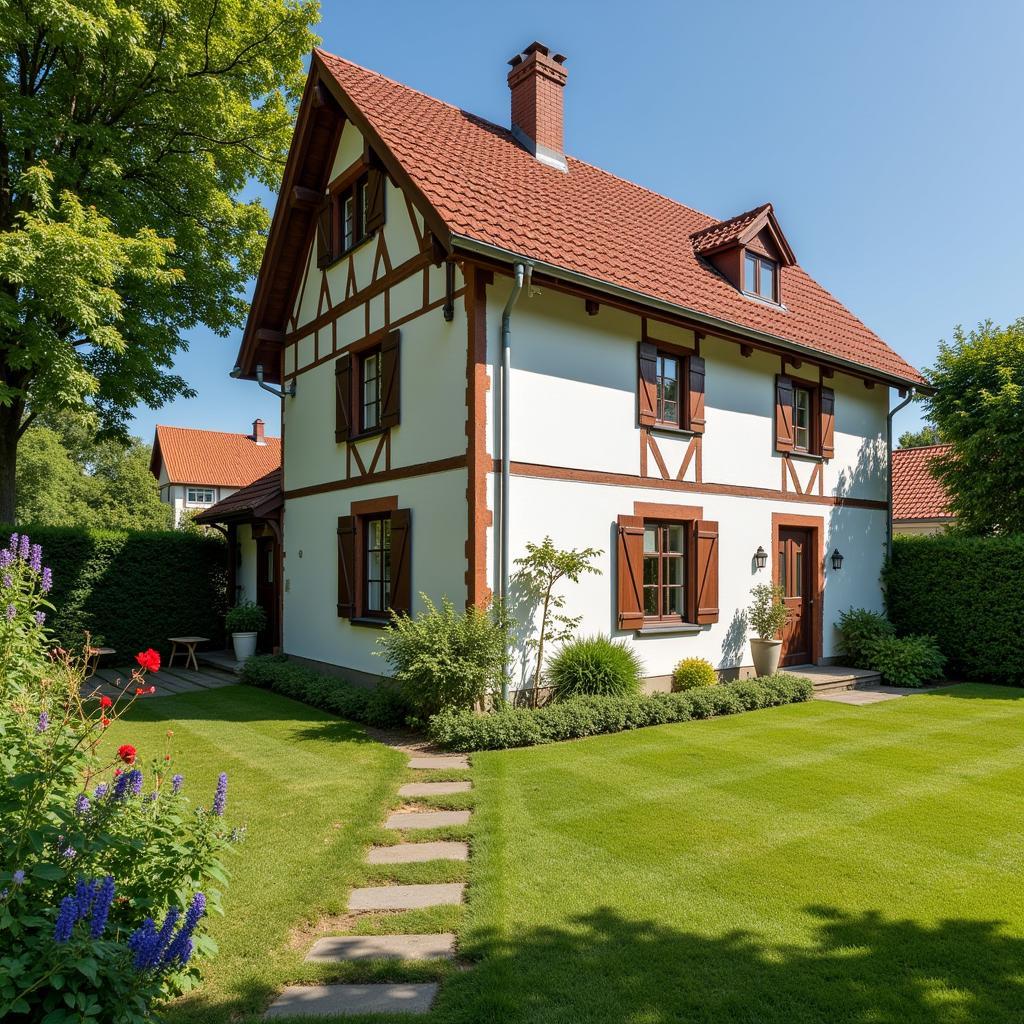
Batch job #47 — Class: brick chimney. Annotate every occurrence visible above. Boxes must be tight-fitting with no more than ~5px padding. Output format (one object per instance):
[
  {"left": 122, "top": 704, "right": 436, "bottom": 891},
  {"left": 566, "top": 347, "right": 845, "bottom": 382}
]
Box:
[
  {"left": 507, "top": 42, "right": 568, "bottom": 172},
  {"left": 252, "top": 418, "right": 266, "bottom": 445}
]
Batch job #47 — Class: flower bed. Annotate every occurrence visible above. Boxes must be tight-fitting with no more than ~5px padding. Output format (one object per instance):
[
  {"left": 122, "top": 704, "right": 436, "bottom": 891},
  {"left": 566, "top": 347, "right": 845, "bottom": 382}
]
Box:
[{"left": 428, "top": 673, "right": 814, "bottom": 752}]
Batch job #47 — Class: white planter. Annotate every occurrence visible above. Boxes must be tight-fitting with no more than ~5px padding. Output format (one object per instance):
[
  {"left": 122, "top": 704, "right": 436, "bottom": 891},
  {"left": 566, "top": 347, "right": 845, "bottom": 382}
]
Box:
[
  {"left": 750, "top": 638, "right": 783, "bottom": 678},
  {"left": 231, "top": 632, "right": 258, "bottom": 662}
]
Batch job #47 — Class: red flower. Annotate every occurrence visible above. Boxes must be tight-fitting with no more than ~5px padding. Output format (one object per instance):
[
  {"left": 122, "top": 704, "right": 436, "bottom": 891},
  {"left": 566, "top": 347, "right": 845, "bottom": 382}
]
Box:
[
  {"left": 148, "top": 686, "right": 156, "bottom": 694},
  {"left": 135, "top": 688, "right": 144, "bottom": 696},
  {"left": 99, "top": 695, "right": 112, "bottom": 709},
  {"left": 100, "top": 716, "right": 111, "bottom": 728},
  {"left": 135, "top": 649, "right": 160, "bottom": 674},
  {"left": 117, "top": 744, "right": 137, "bottom": 765}
]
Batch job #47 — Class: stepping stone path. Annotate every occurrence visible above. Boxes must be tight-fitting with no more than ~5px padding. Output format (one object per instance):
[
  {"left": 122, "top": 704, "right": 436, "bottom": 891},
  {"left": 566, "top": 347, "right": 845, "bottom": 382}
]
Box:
[{"left": 264, "top": 737, "right": 473, "bottom": 1019}]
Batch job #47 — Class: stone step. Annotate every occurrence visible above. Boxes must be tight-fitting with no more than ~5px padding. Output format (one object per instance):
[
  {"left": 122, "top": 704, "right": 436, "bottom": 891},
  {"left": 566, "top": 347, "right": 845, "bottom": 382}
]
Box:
[
  {"left": 408, "top": 755, "right": 469, "bottom": 770},
  {"left": 349, "top": 883, "right": 465, "bottom": 911},
  {"left": 305, "top": 933, "right": 456, "bottom": 962},
  {"left": 385, "top": 810, "right": 471, "bottom": 830},
  {"left": 367, "top": 841, "right": 469, "bottom": 864},
  {"left": 398, "top": 781, "right": 471, "bottom": 797},
  {"left": 264, "top": 983, "right": 438, "bottom": 1017}
]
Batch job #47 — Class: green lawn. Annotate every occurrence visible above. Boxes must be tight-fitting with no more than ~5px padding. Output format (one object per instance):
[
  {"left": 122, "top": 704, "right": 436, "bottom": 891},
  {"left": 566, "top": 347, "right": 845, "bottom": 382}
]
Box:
[{"left": 121, "top": 684, "right": 1024, "bottom": 1023}]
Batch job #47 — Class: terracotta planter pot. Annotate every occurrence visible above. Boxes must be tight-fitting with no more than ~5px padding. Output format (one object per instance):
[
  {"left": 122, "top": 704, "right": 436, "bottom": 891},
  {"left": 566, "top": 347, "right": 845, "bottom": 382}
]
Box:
[{"left": 750, "top": 638, "right": 783, "bottom": 678}]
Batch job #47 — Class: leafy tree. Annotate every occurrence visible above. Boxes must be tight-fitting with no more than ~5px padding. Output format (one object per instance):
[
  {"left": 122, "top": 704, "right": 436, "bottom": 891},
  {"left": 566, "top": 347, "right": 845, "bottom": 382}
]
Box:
[
  {"left": 512, "top": 537, "right": 602, "bottom": 705},
  {"left": 0, "top": 0, "right": 318, "bottom": 522},
  {"left": 897, "top": 423, "right": 944, "bottom": 449},
  {"left": 923, "top": 319, "right": 1024, "bottom": 535}
]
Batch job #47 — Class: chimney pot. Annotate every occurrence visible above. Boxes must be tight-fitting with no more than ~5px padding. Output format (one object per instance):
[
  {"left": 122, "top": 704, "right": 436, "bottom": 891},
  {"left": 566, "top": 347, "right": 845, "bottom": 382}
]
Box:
[
  {"left": 252, "top": 418, "right": 266, "bottom": 445},
  {"left": 507, "top": 41, "right": 568, "bottom": 172}
]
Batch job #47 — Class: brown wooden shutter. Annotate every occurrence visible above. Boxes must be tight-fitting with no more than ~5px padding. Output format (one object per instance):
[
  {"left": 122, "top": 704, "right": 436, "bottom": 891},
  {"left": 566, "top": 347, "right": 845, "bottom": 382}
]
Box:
[
  {"left": 389, "top": 508, "right": 412, "bottom": 616},
  {"left": 616, "top": 514, "right": 645, "bottom": 630},
  {"left": 687, "top": 355, "right": 706, "bottom": 434},
  {"left": 380, "top": 330, "right": 401, "bottom": 429},
  {"left": 690, "top": 520, "right": 719, "bottom": 625},
  {"left": 316, "top": 196, "right": 333, "bottom": 268},
  {"left": 337, "top": 515, "right": 356, "bottom": 618},
  {"left": 335, "top": 353, "right": 352, "bottom": 442},
  {"left": 364, "top": 165, "right": 385, "bottom": 234},
  {"left": 638, "top": 342, "right": 658, "bottom": 427},
  {"left": 774, "top": 374, "right": 795, "bottom": 453},
  {"left": 820, "top": 386, "right": 835, "bottom": 459}
]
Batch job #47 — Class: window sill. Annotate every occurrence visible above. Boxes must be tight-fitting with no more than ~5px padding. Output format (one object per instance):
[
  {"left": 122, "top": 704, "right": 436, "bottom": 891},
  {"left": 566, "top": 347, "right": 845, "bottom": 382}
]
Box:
[
  {"left": 348, "top": 425, "right": 387, "bottom": 444},
  {"left": 350, "top": 616, "right": 390, "bottom": 629},
  {"left": 321, "top": 231, "right": 378, "bottom": 271},
  {"left": 788, "top": 451, "right": 826, "bottom": 463},
  {"left": 635, "top": 622, "right": 704, "bottom": 636},
  {"left": 649, "top": 424, "right": 695, "bottom": 438}
]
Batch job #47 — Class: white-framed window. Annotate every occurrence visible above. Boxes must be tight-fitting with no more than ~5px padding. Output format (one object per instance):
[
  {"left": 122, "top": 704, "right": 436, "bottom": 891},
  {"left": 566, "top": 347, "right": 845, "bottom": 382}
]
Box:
[{"left": 186, "top": 486, "right": 215, "bottom": 506}]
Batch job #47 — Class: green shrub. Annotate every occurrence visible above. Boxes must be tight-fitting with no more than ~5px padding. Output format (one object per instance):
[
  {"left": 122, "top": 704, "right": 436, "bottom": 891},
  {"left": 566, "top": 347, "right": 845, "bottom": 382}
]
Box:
[
  {"left": 225, "top": 600, "right": 266, "bottom": 634},
  {"left": 748, "top": 583, "right": 788, "bottom": 640},
  {"left": 375, "top": 596, "right": 511, "bottom": 719},
  {"left": 1, "top": 523, "right": 226, "bottom": 657},
  {"left": 428, "top": 673, "right": 813, "bottom": 751},
  {"left": 837, "top": 607, "right": 895, "bottom": 666},
  {"left": 548, "top": 634, "right": 643, "bottom": 701},
  {"left": 241, "top": 654, "right": 409, "bottom": 728},
  {"left": 885, "top": 534, "right": 1024, "bottom": 684},
  {"left": 672, "top": 657, "right": 717, "bottom": 691},
  {"left": 864, "top": 634, "right": 946, "bottom": 688}
]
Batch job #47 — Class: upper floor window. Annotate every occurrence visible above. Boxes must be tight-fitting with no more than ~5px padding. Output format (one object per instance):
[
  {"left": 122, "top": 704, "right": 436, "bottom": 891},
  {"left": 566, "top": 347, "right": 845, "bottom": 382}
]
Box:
[
  {"left": 655, "top": 352, "right": 680, "bottom": 427},
  {"left": 744, "top": 252, "right": 778, "bottom": 303},
  {"left": 186, "top": 487, "right": 215, "bottom": 505},
  {"left": 775, "top": 374, "right": 835, "bottom": 459},
  {"left": 638, "top": 341, "right": 706, "bottom": 435},
  {"left": 340, "top": 174, "right": 371, "bottom": 254},
  {"left": 316, "top": 160, "right": 386, "bottom": 269},
  {"left": 334, "top": 330, "right": 402, "bottom": 443},
  {"left": 793, "top": 384, "right": 812, "bottom": 452},
  {"left": 360, "top": 346, "right": 382, "bottom": 433}
]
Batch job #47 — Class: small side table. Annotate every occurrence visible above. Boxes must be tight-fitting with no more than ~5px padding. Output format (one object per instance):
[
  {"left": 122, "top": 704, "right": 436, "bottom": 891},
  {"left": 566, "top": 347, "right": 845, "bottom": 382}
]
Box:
[
  {"left": 167, "top": 636, "right": 209, "bottom": 672},
  {"left": 85, "top": 646, "right": 116, "bottom": 679}
]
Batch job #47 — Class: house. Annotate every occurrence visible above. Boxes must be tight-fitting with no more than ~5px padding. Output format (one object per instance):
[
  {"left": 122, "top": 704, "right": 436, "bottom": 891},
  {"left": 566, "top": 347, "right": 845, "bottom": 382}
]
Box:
[
  {"left": 892, "top": 444, "right": 954, "bottom": 535},
  {"left": 149, "top": 421, "right": 281, "bottom": 527},
  {"left": 224, "top": 41, "right": 926, "bottom": 691}
]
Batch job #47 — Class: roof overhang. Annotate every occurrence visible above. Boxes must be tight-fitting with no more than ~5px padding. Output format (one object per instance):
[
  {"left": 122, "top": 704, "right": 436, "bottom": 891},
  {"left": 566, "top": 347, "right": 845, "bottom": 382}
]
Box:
[{"left": 452, "top": 233, "right": 930, "bottom": 392}]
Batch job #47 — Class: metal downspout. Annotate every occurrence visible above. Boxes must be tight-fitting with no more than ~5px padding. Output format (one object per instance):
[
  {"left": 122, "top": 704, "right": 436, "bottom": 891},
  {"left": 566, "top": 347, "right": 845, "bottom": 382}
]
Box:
[
  {"left": 500, "top": 263, "right": 529, "bottom": 700},
  {"left": 886, "top": 388, "right": 916, "bottom": 561}
]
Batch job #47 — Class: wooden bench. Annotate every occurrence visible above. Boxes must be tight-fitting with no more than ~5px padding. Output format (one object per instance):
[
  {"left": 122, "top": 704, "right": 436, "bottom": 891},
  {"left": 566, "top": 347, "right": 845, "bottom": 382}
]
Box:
[
  {"left": 85, "top": 646, "right": 115, "bottom": 679},
  {"left": 167, "top": 636, "right": 209, "bottom": 672}
]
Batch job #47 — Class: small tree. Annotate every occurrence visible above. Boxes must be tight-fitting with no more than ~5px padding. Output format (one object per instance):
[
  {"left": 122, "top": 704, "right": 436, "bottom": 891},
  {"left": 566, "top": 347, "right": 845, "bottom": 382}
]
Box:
[
  {"left": 747, "top": 584, "right": 788, "bottom": 640},
  {"left": 512, "top": 538, "right": 602, "bottom": 704},
  {"left": 897, "top": 423, "right": 943, "bottom": 449}
]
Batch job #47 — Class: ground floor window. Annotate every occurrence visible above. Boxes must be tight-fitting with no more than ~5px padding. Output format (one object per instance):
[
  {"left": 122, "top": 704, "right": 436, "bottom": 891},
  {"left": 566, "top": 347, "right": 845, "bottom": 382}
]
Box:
[
  {"left": 337, "top": 504, "right": 411, "bottom": 623},
  {"left": 364, "top": 514, "right": 391, "bottom": 616},
  {"left": 643, "top": 522, "right": 687, "bottom": 620}
]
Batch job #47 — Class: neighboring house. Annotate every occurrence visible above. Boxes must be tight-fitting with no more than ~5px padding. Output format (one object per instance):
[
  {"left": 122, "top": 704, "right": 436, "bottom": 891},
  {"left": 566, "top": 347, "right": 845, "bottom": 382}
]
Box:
[
  {"left": 892, "top": 444, "right": 954, "bottom": 535},
  {"left": 224, "top": 41, "right": 926, "bottom": 690},
  {"left": 149, "top": 421, "right": 281, "bottom": 527}
]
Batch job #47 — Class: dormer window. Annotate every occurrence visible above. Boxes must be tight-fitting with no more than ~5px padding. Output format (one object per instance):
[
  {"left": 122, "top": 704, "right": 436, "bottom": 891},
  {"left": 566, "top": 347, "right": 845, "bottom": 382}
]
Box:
[{"left": 744, "top": 252, "right": 778, "bottom": 303}]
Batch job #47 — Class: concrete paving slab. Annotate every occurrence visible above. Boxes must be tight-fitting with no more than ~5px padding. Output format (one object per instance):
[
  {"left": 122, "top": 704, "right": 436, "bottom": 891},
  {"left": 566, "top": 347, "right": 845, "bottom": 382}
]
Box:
[
  {"left": 407, "top": 755, "right": 469, "bottom": 770},
  {"left": 305, "top": 933, "right": 456, "bottom": 962},
  {"left": 398, "top": 781, "right": 471, "bottom": 797},
  {"left": 385, "top": 810, "right": 471, "bottom": 830},
  {"left": 816, "top": 689, "right": 905, "bottom": 705},
  {"left": 348, "top": 883, "right": 465, "bottom": 911},
  {"left": 366, "top": 841, "right": 469, "bottom": 864},
  {"left": 265, "top": 983, "right": 438, "bottom": 1017}
]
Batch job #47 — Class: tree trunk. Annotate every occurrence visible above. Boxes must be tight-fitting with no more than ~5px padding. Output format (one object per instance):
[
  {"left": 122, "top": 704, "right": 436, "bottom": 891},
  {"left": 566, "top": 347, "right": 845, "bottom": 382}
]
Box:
[
  {"left": 533, "top": 591, "right": 551, "bottom": 708},
  {"left": 0, "top": 403, "right": 21, "bottom": 525}
]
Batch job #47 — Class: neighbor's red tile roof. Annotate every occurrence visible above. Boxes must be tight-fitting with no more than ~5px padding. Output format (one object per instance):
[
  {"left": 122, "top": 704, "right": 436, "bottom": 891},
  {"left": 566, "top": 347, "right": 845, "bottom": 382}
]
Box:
[
  {"left": 151, "top": 425, "right": 281, "bottom": 488},
  {"left": 892, "top": 445, "right": 953, "bottom": 521},
  {"left": 195, "top": 468, "right": 282, "bottom": 523},
  {"left": 318, "top": 50, "right": 924, "bottom": 385}
]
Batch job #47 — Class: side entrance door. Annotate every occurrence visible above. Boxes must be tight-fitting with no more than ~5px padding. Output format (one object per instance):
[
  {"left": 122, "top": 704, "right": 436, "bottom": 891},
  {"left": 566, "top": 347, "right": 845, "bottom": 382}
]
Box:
[
  {"left": 255, "top": 536, "right": 279, "bottom": 652},
  {"left": 778, "top": 526, "right": 813, "bottom": 666}
]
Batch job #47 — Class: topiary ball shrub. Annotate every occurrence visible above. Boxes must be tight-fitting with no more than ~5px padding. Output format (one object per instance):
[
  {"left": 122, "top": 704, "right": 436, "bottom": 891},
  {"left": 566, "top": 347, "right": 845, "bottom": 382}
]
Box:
[
  {"left": 548, "top": 634, "right": 643, "bottom": 701},
  {"left": 672, "top": 657, "right": 717, "bottom": 690}
]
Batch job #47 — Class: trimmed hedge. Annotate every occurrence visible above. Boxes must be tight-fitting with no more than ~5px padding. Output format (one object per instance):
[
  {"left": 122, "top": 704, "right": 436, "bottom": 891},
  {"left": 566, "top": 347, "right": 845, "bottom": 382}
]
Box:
[
  {"left": 8, "top": 524, "right": 227, "bottom": 657},
  {"left": 428, "top": 673, "right": 814, "bottom": 752},
  {"left": 884, "top": 535, "right": 1024, "bottom": 684},
  {"left": 241, "top": 655, "right": 410, "bottom": 728}
]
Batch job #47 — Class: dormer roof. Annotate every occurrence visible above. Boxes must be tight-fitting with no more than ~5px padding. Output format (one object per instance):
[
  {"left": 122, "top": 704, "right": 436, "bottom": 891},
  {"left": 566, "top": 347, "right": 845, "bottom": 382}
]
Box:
[{"left": 690, "top": 203, "right": 796, "bottom": 265}]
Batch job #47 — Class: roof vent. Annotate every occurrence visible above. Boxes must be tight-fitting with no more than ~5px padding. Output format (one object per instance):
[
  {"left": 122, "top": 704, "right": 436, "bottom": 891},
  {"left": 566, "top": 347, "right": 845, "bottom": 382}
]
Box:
[{"left": 507, "top": 42, "right": 568, "bottom": 172}]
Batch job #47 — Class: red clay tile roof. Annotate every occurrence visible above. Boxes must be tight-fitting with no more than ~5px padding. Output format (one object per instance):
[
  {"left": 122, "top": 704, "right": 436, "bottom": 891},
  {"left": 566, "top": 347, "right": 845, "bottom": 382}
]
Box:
[
  {"left": 892, "top": 445, "right": 953, "bottom": 521},
  {"left": 195, "top": 468, "right": 282, "bottom": 523},
  {"left": 690, "top": 204, "right": 772, "bottom": 255},
  {"left": 151, "top": 425, "right": 281, "bottom": 488},
  {"left": 317, "top": 50, "right": 924, "bottom": 385}
]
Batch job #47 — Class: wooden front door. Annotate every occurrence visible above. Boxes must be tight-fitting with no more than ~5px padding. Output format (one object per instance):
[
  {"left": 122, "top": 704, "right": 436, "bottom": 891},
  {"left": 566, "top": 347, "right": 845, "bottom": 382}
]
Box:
[
  {"left": 255, "top": 537, "right": 279, "bottom": 652},
  {"left": 777, "top": 527, "right": 813, "bottom": 666}
]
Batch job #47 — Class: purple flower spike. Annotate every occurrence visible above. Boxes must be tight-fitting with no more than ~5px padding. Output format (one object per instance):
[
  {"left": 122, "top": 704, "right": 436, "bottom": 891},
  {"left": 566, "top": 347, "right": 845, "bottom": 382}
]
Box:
[
  {"left": 8, "top": 532, "right": 18, "bottom": 553},
  {"left": 89, "top": 876, "right": 115, "bottom": 938},
  {"left": 6, "top": 604, "right": 15, "bottom": 621},
  {"left": 94, "top": 783, "right": 109, "bottom": 799},
  {"left": 18, "top": 534, "right": 29, "bottom": 559},
  {"left": 2, "top": 574, "right": 10, "bottom": 589},
  {"left": 34, "top": 611, "right": 45, "bottom": 625},
  {"left": 41, "top": 566, "right": 52, "bottom": 593},
  {"left": 171, "top": 773, "right": 184, "bottom": 794},
  {"left": 29, "top": 543, "right": 42, "bottom": 572},
  {"left": 53, "top": 895, "right": 77, "bottom": 943},
  {"left": 12, "top": 869, "right": 24, "bottom": 886},
  {"left": 75, "top": 794, "right": 90, "bottom": 815},
  {"left": 36, "top": 711, "right": 48, "bottom": 733},
  {"left": 0, "top": 550, "right": 11, "bottom": 569},
  {"left": 212, "top": 772, "right": 228, "bottom": 816}
]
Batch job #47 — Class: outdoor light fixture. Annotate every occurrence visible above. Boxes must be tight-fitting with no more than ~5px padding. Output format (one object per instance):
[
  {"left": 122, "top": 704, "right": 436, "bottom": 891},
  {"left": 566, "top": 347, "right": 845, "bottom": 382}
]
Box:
[
  {"left": 754, "top": 545, "right": 768, "bottom": 570},
  {"left": 831, "top": 548, "right": 844, "bottom": 571}
]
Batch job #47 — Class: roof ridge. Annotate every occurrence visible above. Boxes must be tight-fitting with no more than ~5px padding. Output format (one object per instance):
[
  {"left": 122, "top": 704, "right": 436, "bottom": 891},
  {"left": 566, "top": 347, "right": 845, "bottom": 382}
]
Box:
[
  {"left": 155, "top": 424, "right": 280, "bottom": 442},
  {"left": 894, "top": 443, "right": 951, "bottom": 454}
]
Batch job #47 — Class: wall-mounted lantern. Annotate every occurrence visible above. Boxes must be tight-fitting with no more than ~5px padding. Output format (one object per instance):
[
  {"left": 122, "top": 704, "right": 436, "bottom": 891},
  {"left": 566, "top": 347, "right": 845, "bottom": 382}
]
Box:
[
  {"left": 831, "top": 548, "right": 844, "bottom": 571},
  {"left": 754, "top": 546, "right": 768, "bottom": 570}
]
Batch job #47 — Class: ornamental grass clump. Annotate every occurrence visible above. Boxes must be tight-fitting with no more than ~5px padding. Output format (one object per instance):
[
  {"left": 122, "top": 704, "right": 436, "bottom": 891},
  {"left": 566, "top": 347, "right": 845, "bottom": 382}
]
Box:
[
  {"left": 0, "top": 534, "right": 240, "bottom": 1023},
  {"left": 548, "top": 634, "right": 643, "bottom": 701}
]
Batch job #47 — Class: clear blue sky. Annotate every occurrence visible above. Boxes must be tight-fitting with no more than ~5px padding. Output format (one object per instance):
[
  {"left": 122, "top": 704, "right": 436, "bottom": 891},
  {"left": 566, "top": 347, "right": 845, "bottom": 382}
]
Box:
[{"left": 129, "top": 0, "right": 1024, "bottom": 443}]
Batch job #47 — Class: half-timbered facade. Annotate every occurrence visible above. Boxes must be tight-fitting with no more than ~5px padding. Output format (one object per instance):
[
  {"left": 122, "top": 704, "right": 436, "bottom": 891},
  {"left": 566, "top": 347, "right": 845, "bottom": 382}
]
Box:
[{"left": 231, "top": 43, "right": 925, "bottom": 689}]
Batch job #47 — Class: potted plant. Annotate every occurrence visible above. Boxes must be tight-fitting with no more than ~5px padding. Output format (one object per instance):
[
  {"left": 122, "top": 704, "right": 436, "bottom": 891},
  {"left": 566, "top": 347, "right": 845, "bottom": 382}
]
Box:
[
  {"left": 225, "top": 600, "right": 266, "bottom": 662},
  {"left": 747, "top": 583, "right": 789, "bottom": 677}
]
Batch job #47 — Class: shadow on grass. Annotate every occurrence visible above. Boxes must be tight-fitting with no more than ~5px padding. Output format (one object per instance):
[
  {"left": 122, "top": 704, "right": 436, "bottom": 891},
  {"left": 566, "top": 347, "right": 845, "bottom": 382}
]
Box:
[
  {"left": 923, "top": 683, "right": 1024, "bottom": 701},
  {"left": 428, "top": 905, "right": 1024, "bottom": 1024}
]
